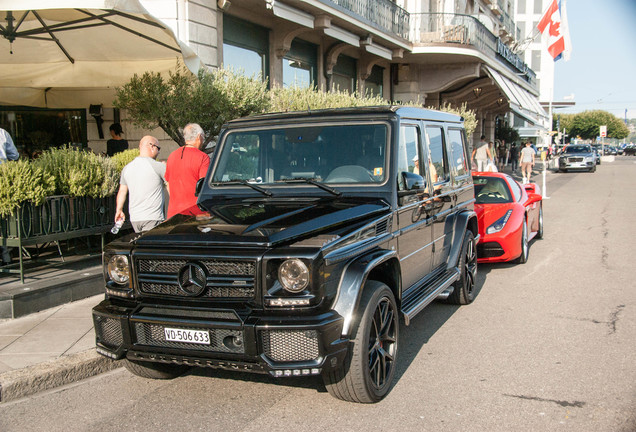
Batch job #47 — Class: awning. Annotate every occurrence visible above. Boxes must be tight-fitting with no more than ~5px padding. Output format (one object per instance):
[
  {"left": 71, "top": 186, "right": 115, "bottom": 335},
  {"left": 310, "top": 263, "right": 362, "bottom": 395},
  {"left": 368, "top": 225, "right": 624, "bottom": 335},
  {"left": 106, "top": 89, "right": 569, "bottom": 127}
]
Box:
[
  {"left": 485, "top": 66, "right": 547, "bottom": 126},
  {"left": 0, "top": 0, "right": 205, "bottom": 107}
]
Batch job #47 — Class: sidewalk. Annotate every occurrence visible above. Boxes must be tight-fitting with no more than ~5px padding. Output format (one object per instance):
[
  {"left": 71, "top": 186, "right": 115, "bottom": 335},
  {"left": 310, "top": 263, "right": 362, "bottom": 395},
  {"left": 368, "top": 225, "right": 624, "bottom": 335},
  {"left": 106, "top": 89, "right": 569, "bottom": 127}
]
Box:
[{"left": 0, "top": 256, "right": 120, "bottom": 402}]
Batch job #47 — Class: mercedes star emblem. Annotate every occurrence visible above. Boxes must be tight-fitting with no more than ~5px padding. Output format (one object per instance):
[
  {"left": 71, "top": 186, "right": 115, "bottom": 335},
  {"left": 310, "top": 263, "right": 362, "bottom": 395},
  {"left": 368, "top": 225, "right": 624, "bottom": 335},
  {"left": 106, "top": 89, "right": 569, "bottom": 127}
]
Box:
[{"left": 177, "top": 263, "right": 207, "bottom": 296}]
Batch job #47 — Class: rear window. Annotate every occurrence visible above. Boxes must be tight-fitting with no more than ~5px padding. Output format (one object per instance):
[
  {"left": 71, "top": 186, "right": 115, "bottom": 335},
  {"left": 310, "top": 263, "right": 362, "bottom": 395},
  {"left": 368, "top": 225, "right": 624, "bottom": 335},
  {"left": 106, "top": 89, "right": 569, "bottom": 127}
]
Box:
[{"left": 473, "top": 176, "right": 512, "bottom": 204}]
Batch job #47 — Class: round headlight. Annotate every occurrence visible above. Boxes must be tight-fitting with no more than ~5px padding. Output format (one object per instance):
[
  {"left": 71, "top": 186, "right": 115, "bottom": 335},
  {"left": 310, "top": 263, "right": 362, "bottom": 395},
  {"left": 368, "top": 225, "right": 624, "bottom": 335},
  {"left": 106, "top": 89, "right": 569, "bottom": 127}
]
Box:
[
  {"left": 278, "top": 259, "right": 309, "bottom": 293},
  {"left": 108, "top": 255, "right": 130, "bottom": 284}
]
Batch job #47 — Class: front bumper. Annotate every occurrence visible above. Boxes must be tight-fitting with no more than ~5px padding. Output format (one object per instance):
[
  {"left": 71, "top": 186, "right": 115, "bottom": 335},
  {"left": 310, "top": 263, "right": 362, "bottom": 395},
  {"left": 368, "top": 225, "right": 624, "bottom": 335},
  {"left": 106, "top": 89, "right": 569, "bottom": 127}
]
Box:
[
  {"left": 93, "top": 299, "right": 348, "bottom": 377},
  {"left": 476, "top": 229, "right": 522, "bottom": 263},
  {"left": 559, "top": 158, "right": 595, "bottom": 170}
]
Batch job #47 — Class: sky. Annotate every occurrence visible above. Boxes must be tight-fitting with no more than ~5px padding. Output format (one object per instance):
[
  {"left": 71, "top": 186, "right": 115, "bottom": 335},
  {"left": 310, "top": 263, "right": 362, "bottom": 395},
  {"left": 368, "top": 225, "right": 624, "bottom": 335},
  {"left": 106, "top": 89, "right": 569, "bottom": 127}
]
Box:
[{"left": 552, "top": 0, "right": 636, "bottom": 119}]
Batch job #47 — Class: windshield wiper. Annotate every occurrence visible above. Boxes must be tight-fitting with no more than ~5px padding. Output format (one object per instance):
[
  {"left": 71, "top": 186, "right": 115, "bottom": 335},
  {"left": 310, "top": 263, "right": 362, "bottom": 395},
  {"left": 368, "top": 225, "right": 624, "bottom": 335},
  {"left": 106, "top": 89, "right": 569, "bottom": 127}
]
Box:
[
  {"left": 211, "top": 180, "right": 272, "bottom": 196},
  {"left": 277, "top": 178, "right": 341, "bottom": 196}
]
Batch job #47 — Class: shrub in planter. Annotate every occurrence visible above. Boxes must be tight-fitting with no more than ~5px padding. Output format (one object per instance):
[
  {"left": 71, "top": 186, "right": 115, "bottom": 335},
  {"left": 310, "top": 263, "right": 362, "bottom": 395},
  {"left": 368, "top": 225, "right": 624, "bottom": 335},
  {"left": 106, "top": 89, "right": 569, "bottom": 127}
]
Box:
[
  {"left": 0, "top": 160, "right": 55, "bottom": 217},
  {"left": 269, "top": 87, "right": 386, "bottom": 112},
  {"left": 33, "top": 146, "right": 119, "bottom": 198},
  {"left": 111, "top": 148, "right": 140, "bottom": 173}
]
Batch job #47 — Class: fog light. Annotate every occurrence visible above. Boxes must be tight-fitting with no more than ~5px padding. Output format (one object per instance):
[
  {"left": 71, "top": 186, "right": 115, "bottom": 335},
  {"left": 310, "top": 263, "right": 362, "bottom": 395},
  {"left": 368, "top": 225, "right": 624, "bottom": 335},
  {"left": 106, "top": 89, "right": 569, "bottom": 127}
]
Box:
[
  {"left": 267, "top": 298, "right": 311, "bottom": 307},
  {"left": 270, "top": 368, "right": 322, "bottom": 378}
]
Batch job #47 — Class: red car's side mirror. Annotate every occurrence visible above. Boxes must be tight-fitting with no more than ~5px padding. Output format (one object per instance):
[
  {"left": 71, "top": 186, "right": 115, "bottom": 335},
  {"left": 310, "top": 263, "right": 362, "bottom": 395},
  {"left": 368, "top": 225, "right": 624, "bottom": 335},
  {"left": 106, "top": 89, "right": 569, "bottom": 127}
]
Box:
[{"left": 526, "top": 192, "right": 542, "bottom": 205}]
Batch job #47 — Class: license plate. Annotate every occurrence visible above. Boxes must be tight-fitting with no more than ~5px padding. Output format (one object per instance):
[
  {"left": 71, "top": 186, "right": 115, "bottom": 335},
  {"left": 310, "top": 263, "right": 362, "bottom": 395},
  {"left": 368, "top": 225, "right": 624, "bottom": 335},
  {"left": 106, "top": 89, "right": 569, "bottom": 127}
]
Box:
[{"left": 164, "top": 327, "right": 210, "bottom": 345}]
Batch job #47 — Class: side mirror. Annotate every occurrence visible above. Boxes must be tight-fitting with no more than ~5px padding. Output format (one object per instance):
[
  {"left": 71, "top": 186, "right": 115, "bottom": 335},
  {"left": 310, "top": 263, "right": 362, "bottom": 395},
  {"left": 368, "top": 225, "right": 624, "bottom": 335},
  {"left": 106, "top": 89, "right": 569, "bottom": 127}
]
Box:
[
  {"left": 194, "top": 178, "right": 205, "bottom": 197},
  {"left": 400, "top": 171, "right": 426, "bottom": 195},
  {"left": 526, "top": 192, "right": 542, "bottom": 205}
]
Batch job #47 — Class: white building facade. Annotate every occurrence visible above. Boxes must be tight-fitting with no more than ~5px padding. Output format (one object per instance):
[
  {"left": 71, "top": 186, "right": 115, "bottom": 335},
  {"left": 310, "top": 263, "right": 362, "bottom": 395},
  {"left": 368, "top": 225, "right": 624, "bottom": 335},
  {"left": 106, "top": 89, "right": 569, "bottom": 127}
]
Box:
[{"left": 0, "top": 0, "right": 549, "bottom": 156}]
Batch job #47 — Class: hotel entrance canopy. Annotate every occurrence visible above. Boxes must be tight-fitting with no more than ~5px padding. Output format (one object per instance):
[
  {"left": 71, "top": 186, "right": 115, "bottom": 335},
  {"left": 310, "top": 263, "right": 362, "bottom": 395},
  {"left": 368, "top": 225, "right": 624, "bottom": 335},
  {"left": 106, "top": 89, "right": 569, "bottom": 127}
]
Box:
[
  {"left": 0, "top": 0, "right": 204, "bottom": 107},
  {"left": 485, "top": 66, "right": 547, "bottom": 126}
]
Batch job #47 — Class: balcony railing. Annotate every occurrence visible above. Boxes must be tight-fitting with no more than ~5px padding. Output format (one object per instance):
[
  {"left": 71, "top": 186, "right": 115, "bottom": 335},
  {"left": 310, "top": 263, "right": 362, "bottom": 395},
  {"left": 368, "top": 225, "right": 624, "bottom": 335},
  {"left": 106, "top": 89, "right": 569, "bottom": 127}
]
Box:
[
  {"left": 317, "top": 0, "right": 410, "bottom": 40},
  {"left": 410, "top": 13, "right": 535, "bottom": 85}
]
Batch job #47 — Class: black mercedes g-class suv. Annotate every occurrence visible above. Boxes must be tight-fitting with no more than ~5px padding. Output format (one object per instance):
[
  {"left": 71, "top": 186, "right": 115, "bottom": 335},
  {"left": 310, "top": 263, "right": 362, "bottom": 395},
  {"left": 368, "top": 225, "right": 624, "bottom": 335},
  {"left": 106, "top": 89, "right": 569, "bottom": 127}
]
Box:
[{"left": 93, "top": 106, "right": 479, "bottom": 403}]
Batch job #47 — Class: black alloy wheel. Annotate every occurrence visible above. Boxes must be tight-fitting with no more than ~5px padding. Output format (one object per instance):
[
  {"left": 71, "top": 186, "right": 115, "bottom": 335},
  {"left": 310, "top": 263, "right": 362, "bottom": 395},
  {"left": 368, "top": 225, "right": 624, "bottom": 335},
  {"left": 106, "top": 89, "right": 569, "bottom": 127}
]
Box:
[
  {"left": 323, "top": 281, "right": 399, "bottom": 403},
  {"left": 447, "top": 230, "right": 478, "bottom": 305}
]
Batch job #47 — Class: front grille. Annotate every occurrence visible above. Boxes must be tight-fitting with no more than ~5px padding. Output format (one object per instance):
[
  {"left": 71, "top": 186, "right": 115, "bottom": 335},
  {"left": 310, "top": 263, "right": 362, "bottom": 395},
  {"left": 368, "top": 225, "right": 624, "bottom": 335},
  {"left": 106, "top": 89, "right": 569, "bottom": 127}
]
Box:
[
  {"left": 139, "top": 282, "right": 254, "bottom": 298},
  {"left": 261, "top": 330, "right": 320, "bottom": 362},
  {"left": 478, "top": 242, "right": 504, "bottom": 258},
  {"left": 567, "top": 157, "right": 583, "bottom": 162},
  {"left": 138, "top": 259, "right": 255, "bottom": 276},
  {"left": 136, "top": 257, "right": 256, "bottom": 300},
  {"left": 134, "top": 323, "right": 244, "bottom": 354},
  {"left": 94, "top": 315, "right": 123, "bottom": 348}
]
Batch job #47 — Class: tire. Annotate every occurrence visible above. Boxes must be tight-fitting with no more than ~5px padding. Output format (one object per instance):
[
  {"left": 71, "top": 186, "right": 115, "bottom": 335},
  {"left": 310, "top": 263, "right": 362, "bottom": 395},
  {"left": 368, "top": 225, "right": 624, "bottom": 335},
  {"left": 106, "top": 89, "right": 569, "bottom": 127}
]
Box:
[
  {"left": 323, "top": 281, "right": 399, "bottom": 403},
  {"left": 515, "top": 219, "right": 529, "bottom": 264},
  {"left": 536, "top": 204, "right": 544, "bottom": 239},
  {"left": 123, "top": 359, "right": 189, "bottom": 380},
  {"left": 447, "top": 230, "right": 478, "bottom": 305},
  {"left": 590, "top": 165, "right": 596, "bottom": 173}
]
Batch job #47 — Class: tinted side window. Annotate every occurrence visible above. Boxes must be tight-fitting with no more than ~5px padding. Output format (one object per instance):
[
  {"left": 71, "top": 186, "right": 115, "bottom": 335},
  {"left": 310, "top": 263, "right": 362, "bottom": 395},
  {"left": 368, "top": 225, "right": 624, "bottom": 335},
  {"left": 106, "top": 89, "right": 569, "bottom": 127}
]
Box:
[
  {"left": 398, "top": 125, "right": 424, "bottom": 191},
  {"left": 426, "top": 127, "right": 449, "bottom": 184},
  {"left": 448, "top": 128, "right": 468, "bottom": 178}
]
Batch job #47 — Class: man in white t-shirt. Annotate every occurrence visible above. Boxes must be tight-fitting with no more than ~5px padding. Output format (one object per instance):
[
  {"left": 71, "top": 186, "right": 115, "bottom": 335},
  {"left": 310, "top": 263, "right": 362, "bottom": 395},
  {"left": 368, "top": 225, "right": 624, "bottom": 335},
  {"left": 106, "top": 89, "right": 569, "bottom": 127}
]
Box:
[
  {"left": 471, "top": 135, "right": 492, "bottom": 172},
  {"left": 519, "top": 141, "right": 536, "bottom": 184},
  {"left": 115, "top": 136, "right": 166, "bottom": 233}
]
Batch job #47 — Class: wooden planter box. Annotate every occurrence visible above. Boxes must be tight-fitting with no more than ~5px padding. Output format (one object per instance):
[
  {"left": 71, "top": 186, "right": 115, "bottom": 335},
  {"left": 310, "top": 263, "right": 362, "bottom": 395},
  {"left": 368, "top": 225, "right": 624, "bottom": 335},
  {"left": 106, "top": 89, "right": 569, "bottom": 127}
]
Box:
[{"left": 0, "top": 195, "right": 117, "bottom": 283}]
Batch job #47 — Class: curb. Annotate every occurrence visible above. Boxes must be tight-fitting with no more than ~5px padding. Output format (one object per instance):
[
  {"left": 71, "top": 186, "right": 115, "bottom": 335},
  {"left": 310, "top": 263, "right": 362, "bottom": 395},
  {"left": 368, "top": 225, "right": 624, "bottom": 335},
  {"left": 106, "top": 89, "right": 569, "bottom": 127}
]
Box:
[{"left": 0, "top": 349, "right": 122, "bottom": 403}]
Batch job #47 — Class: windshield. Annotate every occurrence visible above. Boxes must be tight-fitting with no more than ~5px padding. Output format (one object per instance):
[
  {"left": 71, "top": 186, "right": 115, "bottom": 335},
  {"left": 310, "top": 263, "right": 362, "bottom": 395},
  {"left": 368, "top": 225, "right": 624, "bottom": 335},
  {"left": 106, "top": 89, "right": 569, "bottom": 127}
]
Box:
[
  {"left": 473, "top": 176, "right": 512, "bottom": 204},
  {"left": 212, "top": 123, "right": 388, "bottom": 186},
  {"left": 564, "top": 145, "right": 592, "bottom": 154}
]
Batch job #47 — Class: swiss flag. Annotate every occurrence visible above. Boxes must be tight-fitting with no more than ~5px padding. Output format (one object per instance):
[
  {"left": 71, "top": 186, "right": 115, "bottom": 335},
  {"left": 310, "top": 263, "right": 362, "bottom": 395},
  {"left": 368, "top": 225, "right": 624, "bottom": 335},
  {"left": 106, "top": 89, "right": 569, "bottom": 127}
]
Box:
[{"left": 537, "top": 0, "right": 571, "bottom": 61}]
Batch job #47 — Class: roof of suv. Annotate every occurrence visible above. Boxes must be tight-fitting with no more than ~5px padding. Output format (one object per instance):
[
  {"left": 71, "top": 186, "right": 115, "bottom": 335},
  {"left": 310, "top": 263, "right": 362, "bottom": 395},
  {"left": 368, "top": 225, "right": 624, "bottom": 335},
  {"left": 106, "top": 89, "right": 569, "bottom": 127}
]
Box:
[{"left": 224, "top": 105, "right": 464, "bottom": 127}]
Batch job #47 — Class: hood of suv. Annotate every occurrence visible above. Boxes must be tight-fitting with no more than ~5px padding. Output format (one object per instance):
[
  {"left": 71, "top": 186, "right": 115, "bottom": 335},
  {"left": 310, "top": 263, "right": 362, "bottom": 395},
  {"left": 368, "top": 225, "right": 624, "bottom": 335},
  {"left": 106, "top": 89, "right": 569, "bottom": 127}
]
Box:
[{"left": 134, "top": 197, "right": 390, "bottom": 248}]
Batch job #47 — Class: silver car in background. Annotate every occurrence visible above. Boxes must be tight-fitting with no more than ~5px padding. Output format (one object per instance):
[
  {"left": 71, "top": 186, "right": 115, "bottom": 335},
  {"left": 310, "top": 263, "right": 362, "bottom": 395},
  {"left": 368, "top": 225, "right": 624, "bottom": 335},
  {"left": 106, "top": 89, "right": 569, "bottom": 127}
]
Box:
[{"left": 557, "top": 144, "right": 597, "bottom": 173}]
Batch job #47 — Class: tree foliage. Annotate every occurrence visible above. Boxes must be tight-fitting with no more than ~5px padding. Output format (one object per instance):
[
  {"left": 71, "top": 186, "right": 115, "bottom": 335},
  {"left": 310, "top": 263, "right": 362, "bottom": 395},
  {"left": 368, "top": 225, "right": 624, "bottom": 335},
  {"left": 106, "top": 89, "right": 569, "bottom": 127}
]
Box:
[
  {"left": 555, "top": 110, "right": 629, "bottom": 141},
  {"left": 116, "top": 67, "right": 478, "bottom": 145},
  {"left": 495, "top": 123, "right": 520, "bottom": 144},
  {"left": 115, "top": 66, "right": 270, "bottom": 146}
]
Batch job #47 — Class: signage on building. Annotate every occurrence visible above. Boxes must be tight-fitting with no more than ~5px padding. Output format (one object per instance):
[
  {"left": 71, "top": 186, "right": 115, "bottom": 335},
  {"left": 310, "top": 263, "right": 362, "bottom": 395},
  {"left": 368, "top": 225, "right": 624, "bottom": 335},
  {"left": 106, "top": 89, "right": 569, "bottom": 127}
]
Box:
[{"left": 497, "top": 39, "right": 529, "bottom": 77}]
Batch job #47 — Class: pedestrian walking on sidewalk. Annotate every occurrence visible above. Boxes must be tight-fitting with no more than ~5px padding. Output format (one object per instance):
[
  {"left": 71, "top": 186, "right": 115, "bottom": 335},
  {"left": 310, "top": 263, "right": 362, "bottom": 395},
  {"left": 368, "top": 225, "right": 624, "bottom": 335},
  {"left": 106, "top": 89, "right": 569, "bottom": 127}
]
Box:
[
  {"left": 520, "top": 141, "right": 536, "bottom": 184},
  {"left": 510, "top": 143, "right": 519, "bottom": 172},
  {"left": 115, "top": 136, "right": 166, "bottom": 233},
  {"left": 472, "top": 135, "right": 492, "bottom": 172}
]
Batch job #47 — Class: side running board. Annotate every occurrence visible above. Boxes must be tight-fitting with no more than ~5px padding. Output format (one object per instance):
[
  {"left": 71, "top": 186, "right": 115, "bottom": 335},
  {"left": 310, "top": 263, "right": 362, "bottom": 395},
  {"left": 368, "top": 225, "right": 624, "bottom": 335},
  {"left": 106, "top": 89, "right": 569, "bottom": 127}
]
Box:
[{"left": 401, "top": 268, "right": 460, "bottom": 325}]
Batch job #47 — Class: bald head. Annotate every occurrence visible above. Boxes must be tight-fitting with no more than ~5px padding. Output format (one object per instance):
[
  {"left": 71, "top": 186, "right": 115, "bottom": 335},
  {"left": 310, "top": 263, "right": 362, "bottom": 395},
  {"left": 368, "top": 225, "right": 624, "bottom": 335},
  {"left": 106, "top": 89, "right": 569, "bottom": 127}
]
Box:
[{"left": 139, "top": 135, "right": 160, "bottom": 159}]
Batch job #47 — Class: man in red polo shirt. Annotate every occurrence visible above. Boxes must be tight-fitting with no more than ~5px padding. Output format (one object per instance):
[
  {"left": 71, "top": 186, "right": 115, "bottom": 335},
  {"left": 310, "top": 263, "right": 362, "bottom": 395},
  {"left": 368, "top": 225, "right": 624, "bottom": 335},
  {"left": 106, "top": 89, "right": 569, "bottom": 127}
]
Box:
[{"left": 165, "top": 123, "right": 210, "bottom": 218}]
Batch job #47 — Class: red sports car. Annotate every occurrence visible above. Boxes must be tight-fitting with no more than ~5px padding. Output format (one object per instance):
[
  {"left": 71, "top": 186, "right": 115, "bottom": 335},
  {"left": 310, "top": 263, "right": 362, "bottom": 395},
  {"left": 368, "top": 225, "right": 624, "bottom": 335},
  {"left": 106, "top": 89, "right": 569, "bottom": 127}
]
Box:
[{"left": 473, "top": 172, "right": 544, "bottom": 263}]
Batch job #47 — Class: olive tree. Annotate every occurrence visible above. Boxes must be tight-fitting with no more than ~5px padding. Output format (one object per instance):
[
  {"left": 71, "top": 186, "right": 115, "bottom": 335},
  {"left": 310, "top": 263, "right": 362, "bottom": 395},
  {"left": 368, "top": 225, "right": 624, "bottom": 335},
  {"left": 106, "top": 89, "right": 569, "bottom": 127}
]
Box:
[{"left": 114, "top": 66, "right": 270, "bottom": 146}]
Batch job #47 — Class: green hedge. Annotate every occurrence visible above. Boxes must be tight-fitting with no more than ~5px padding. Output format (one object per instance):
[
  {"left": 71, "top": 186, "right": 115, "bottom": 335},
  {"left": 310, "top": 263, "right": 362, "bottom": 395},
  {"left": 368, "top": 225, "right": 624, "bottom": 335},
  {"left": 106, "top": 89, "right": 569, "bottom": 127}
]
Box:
[
  {"left": 0, "top": 160, "right": 55, "bottom": 217},
  {"left": 0, "top": 146, "right": 126, "bottom": 217}
]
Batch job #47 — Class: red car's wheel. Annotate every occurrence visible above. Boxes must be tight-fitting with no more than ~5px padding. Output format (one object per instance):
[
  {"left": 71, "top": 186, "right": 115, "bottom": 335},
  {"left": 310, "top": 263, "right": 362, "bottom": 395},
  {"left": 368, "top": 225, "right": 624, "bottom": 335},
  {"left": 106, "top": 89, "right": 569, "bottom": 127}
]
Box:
[
  {"left": 516, "top": 219, "right": 528, "bottom": 264},
  {"left": 536, "top": 205, "right": 544, "bottom": 239}
]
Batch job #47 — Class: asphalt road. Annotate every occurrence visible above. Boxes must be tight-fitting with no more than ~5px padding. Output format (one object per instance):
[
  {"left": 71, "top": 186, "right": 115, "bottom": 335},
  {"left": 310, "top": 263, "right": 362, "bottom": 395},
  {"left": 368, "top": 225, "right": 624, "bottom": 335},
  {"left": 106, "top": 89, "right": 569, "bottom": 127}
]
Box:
[{"left": 2, "top": 158, "right": 635, "bottom": 432}]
